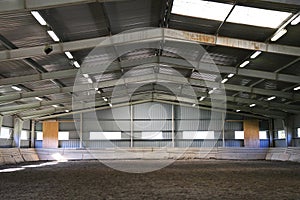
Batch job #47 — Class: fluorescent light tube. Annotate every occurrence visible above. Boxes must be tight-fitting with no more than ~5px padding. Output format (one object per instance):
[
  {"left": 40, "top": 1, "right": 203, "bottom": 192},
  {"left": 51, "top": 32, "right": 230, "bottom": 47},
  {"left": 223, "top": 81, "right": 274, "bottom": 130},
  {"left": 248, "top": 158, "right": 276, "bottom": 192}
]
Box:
[
  {"left": 240, "top": 61, "right": 250, "bottom": 68},
  {"left": 35, "top": 97, "right": 43, "bottom": 101},
  {"left": 199, "top": 97, "right": 205, "bottom": 101},
  {"left": 221, "top": 78, "right": 228, "bottom": 84},
  {"left": 11, "top": 86, "right": 22, "bottom": 91},
  {"left": 267, "top": 96, "right": 276, "bottom": 101},
  {"left": 64, "top": 52, "right": 73, "bottom": 59},
  {"left": 73, "top": 61, "right": 80, "bottom": 68},
  {"left": 52, "top": 105, "right": 58, "bottom": 108},
  {"left": 249, "top": 104, "right": 256, "bottom": 107},
  {"left": 236, "top": 110, "right": 241, "bottom": 112},
  {"left": 271, "top": 29, "right": 287, "bottom": 42},
  {"left": 228, "top": 73, "right": 235, "bottom": 78},
  {"left": 291, "top": 15, "right": 300, "bottom": 25},
  {"left": 47, "top": 30, "right": 60, "bottom": 42},
  {"left": 294, "top": 86, "right": 300, "bottom": 91},
  {"left": 31, "top": 11, "right": 47, "bottom": 26},
  {"left": 250, "top": 51, "right": 262, "bottom": 59},
  {"left": 87, "top": 78, "right": 93, "bottom": 84}
]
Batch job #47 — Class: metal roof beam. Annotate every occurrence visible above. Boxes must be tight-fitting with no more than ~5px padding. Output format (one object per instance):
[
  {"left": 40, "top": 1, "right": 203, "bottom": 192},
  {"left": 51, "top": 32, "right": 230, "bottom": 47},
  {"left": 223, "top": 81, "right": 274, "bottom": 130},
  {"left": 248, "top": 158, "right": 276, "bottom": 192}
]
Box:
[
  {"left": 1, "top": 28, "right": 300, "bottom": 62},
  {"left": 2, "top": 86, "right": 299, "bottom": 115},
  {"left": 259, "top": 0, "right": 300, "bottom": 6},
  {"left": 0, "top": 73, "right": 299, "bottom": 105},
  {"left": 20, "top": 91, "right": 285, "bottom": 120},
  {"left": 0, "top": 0, "right": 129, "bottom": 14},
  {"left": 0, "top": 56, "right": 299, "bottom": 86},
  {"left": 154, "top": 93, "right": 287, "bottom": 118},
  {"left": 1, "top": 76, "right": 299, "bottom": 116}
]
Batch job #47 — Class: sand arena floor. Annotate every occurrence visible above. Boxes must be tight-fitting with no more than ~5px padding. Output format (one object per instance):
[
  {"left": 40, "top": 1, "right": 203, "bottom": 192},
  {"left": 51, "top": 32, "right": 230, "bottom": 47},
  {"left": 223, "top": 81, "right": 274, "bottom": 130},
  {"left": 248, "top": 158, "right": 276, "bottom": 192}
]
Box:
[{"left": 0, "top": 160, "right": 300, "bottom": 200}]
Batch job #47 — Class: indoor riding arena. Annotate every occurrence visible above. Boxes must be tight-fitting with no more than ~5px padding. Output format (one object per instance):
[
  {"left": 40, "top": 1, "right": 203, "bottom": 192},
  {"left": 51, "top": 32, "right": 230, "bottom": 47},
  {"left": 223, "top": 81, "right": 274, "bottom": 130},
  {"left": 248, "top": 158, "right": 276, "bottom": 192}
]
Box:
[{"left": 0, "top": 0, "right": 300, "bottom": 199}]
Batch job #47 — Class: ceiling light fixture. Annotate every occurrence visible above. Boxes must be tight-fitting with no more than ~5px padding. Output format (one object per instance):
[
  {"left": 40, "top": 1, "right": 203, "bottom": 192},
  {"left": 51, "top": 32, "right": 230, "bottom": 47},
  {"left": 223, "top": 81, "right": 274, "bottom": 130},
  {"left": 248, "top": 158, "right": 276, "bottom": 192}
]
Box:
[
  {"left": 35, "top": 97, "right": 43, "bottom": 101},
  {"left": 52, "top": 105, "right": 58, "bottom": 108},
  {"left": 291, "top": 15, "right": 300, "bottom": 25},
  {"left": 192, "top": 103, "right": 196, "bottom": 107},
  {"left": 83, "top": 74, "right": 89, "bottom": 78},
  {"left": 103, "top": 97, "right": 108, "bottom": 102},
  {"left": 64, "top": 52, "right": 73, "bottom": 59},
  {"left": 87, "top": 78, "right": 93, "bottom": 84},
  {"left": 267, "top": 96, "right": 276, "bottom": 101},
  {"left": 221, "top": 78, "right": 228, "bottom": 84},
  {"left": 47, "top": 30, "right": 60, "bottom": 42},
  {"left": 11, "top": 86, "right": 22, "bottom": 91},
  {"left": 109, "top": 103, "right": 112, "bottom": 107},
  {"left": 228, "top": 73, "right": 235, "bottom": 78},
  {"left": 240, "top": 60, "right": 250, "bottom": 68},
  {"left": 236, "top": 110, "right": 241, "bottom": 112},
  {"left": 271, "top": 29, "right": 287, "bottom": 42},
  {"left": 65, "top": 110, "right": 70, "bottom": 113},
  {"left": 31, "top": 11, "right": 47, "bottom": 26},
  {"left": 294, "top": 86, "right": 300, "bottom": 91},
  {"left": 249, "top": 104, "right": 256, "bottom": 108},
  {"left": 73, "top": 61, "right": 80, "bottom": 68},
  {"left": 199, "top": 97, "right": 205, "bottom": 101},
  {"left": 250, "top": 51, "right": 262, "bottom": 59}
]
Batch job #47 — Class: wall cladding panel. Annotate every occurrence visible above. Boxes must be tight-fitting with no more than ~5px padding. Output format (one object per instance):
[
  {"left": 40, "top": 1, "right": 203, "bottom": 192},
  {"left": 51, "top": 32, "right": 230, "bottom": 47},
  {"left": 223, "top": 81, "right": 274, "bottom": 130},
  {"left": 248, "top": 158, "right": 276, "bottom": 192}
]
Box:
[{"left": 134, "top": 102, "right": 172, "bottom": 119}]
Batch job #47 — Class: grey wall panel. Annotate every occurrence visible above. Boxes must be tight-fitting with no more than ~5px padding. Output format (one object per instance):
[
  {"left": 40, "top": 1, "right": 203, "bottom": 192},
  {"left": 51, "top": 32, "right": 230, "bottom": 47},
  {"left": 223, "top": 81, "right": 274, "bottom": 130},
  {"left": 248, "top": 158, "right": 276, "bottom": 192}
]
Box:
[
  {"left": 224, "top": 131, "right": 235, "bottom": 139},
  {"left": 176, "top": 140, "right": 221, "bottom": 148},
  {"left": 35, "top": 140, "right": 42, "bottom": 148},
  {"left": 59, "top": 122, "right": 77, "bottom": 131},
  {"left": 83, "top": 120, "right": 130, "bottom": 132},
  {"left": 20, "top": 140, "right": 30, "bottom": 148},
  {"left": 36, "top": 122, "right": 42, "bottom": 131},
  {"left": 274, "top": 139, "right": 287, "bottom": 147},
  {"left": 224, "top": 122, "right": 243, "bottom": 131},
  {"left": 68, "top": 131, "right": 80, "bottom": 139},
  {"left": 134, "top": 120, "right": 172, "bottom": 131},
  {"left": 82, "top": 132, "right": 90, "bottom": 140},
  {"left": 133, "top": 140, "right": 172, "bottom": 148},
  {"left": 176, "top": 120, "right": 204, "bottom": 131},
  {"left": 95, "top": 106, "right": 131, "bottom": 120},
  {"left": 121, "top": 132, "right": 131, "bottom": 139},
  {"left": 176, "top": 120, "right": 223, "bottom": 131},
  {"left": 163, "top": 132, "right": 172, "bottom": 139},
  {"left": 2, "top": 116, "right": 13, "bottom": 127},
  {"left": 293, "top": 114, "right": 300, "bottom": 128},
  {"left": 260, "top": 120, "right": 269, "bottom": 131},
  {"left": 134, "top": 102, "right": 172, "bottom": 119},
  {"left": 225, "top": 140, "right": 244, "bottom": 147},
  {"left": 83, "top": 140, "right": 130, "bottom": 148},
  {"left": 59, "top": 140, "right": 80, "bottom": 148},
  {"left": 175, "top": 106, "right": 210, "bottom": 119},
  {"left": 23, "top": 120, "right": 30, "bottom": 130},
  {"left": 226, "top": 113, "right": 243, "bottom": 120},
  {"left": 274, "top": 119, "right": 284, "bottom": 131},
  {"left": 294, "top": 138, "right": 300, "bottom": 147},
  {"left": 260, "top": 139, "right": 270, "bottom": 148},
  {"left": 0, "top": 139, "right": 12, "bottom": 147}
]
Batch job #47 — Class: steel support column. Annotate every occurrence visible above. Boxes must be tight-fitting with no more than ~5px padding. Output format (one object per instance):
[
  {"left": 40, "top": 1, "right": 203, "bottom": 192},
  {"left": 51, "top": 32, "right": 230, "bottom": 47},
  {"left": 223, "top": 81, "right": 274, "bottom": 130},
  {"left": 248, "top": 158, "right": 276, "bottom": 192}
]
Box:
[
  {"left": 13, "top": 117, "right": 23, "bottom": 148},
  {"left": 30, "top": 120, "right": 35, "bottom": 148}
]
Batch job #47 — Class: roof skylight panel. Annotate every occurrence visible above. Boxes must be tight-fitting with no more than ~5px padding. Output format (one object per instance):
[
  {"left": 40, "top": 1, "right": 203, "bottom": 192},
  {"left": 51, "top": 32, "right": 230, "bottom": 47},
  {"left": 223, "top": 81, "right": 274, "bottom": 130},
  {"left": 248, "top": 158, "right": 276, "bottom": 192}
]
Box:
[
  {"left": 172, "top": 0, "right": 292, "bottom": 29},
  {"left": 227, "top": 5, "right": 292, "bottom": 28},
  {"left": 172, "top": 0, "right": 233, "bottom": 21}
]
